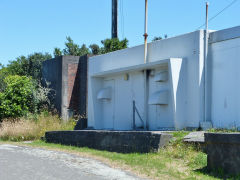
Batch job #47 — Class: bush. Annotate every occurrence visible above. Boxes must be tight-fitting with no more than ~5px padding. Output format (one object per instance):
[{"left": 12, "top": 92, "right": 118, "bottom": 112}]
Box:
[
  {"left": 0, "top": 75, "right": 53, "bottom": 120},
  {"left": 0, "top": 75, "right": 34, "bottom": 120},
  {"left": 32, "top": 81, "right": 52, "bottom": 113}
]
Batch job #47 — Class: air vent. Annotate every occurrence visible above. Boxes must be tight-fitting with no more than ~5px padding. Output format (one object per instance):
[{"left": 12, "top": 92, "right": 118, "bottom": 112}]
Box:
[{"left": 97, "top": 87, "right": 112, "bottom": 100}]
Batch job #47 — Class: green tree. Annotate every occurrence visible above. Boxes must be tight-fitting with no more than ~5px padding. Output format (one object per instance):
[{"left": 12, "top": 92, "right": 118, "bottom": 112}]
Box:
[
  {"left": 5, "top": 53, "right": 52, "bottom": 82},
  {"left": 79, "top": 44, "right": 90, "bottom": 56},
  {"left": 0, "top": 67, "right": 9, "bottom": 92},
  {"left": 101, "top": 38, "right": 128, "bottom": 54},
  {"left": 7, "top": 56, "right": 29, "bottom": 76},
  {"left": 54, "top": 37, "right": 129, "bottom": 57},
  {"left": 28, "top": 53, "right": 52, "bottom": 81},
  {"left": 54, "top": 48, "right": 62, "bottom": 57},
  {"left": 63, "top": 36, "right": 90, "bottom": 56},
  {"left": 89, "top": 44, "right": 100, "bottom": 55}
]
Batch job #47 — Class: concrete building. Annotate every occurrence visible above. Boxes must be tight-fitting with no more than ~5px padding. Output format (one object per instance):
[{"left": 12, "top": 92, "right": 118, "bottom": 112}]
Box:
[
  {"left": 88, "top": 26, "right": 240, "bottom": 130},
  {"left": 42, "top": 55, "right": 88, "bottom": 121}
]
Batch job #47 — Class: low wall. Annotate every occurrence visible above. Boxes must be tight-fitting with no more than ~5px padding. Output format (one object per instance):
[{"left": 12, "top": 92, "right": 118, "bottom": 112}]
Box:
[
  {"left": 45, "top": 130, "right": 172, "bottom": 153},
  {"left": 205, "top": 133, "right": 240, "bottom": 175}
]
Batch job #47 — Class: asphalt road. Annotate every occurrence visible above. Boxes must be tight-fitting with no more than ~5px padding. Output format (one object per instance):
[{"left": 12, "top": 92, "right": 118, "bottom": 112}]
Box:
[{"left": 0, "top": 144, "right": 140, "bottom": 180}]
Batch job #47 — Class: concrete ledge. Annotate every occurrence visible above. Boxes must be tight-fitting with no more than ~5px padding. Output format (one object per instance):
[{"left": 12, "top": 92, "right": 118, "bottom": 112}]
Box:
[
  {"left": 209, "top": 25, "right": 240, "bottom": 44},
  {"left": 45, "top": 130, "right": 172, "bottom": 153},
  {"left": 205, "top": 133, "right": 240, "bottom": 175}
]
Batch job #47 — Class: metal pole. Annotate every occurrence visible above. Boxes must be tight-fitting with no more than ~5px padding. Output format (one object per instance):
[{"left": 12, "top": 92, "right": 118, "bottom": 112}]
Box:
[
  {"left": 205, "top": 2, "right": 209, "bottom": 32},
  {"left": 144, "top": 0, "right": 148, "bottom": 63},
  {"left": 204, "top": 2, "right": 209, "bottom": 122},
  {"left": 143, "top": 0, "right": 149, "bottom": 130},
  {"left": 112, "top": 0, "right": 118, "bottom": 38}
]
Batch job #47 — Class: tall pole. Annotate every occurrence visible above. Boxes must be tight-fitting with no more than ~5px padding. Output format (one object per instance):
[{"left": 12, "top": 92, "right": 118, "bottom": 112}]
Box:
[
  {"left": 204, "top": 2, "right": 209, "bottom": 123},
  {"left": 112, "top": 0, "right": 118, "bottom": 38},
  {"left": 143, "top": 0, "right": 149, "bottom": 130},
  {"left": 144, "top": 0, "right": 148, "bottom": 64}
]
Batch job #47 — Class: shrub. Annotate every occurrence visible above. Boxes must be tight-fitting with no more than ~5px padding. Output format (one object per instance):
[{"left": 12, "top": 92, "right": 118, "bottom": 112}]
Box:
[
  {"left": 0, "top": 75, "right": 34, "bottom": 120},
  {"left": 32, "top": 81, "right": 53, "bottom": 113}
]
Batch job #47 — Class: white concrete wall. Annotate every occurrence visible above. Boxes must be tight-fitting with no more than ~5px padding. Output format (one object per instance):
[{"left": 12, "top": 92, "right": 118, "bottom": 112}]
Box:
[
  {"left": 208, "top": 26, "right": 240, "bottom": 129},
  {"left": 88, "top": 30, "right": 205, "bottom": 130}
]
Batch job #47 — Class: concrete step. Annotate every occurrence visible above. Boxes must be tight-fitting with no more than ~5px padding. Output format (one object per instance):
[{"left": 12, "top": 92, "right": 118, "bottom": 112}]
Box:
[{"left": 183, "top": 131, "right": 205, "bottom": 143}]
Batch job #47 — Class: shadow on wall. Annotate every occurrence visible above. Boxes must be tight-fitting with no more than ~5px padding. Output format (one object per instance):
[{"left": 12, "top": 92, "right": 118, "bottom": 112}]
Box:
[{"left": 68, "top": 56, "right": 88, "bottom": 129}]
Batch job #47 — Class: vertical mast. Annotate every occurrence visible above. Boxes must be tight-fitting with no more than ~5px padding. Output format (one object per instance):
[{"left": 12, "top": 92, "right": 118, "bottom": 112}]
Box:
[
  {"left": 112, "top": 0, "right": 118, "bottom": 38},
  {"left": 143, "top": 0, "right": 149, "bottom": 130},
  {"left": 144, "top": 0, "right": 148, "bottom": 63}
]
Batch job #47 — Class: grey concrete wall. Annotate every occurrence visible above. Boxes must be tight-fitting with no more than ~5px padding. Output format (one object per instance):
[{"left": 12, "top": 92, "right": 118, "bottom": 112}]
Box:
[
  {"left": 42, "top": 55, "right": 88, "bottom": 122},
  {"left": 42, "top": 56, "right": 62, "bottom": 113},
  {"left": 205, "top": 133, "right": 240, "bottom": 175},
  {"left": 45, "top": 130, "right": 172, "bottom": 153}
]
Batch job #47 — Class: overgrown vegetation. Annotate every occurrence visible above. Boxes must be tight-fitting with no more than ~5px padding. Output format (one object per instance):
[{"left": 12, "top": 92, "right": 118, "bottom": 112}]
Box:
[
  {"left": 207, "top": 128, "right": 240, "bottom": 133},
  {"left": 0, "top": 112, "right": 76, "bottom": 141},
  {"left": 0, "top": 75, "right": 51, "bottom": 120}
]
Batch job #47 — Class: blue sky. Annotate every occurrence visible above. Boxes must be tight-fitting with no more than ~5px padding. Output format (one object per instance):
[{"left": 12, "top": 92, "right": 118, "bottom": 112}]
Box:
[{"left": 0, "top": 0, "right": 239, "bottom": 65}]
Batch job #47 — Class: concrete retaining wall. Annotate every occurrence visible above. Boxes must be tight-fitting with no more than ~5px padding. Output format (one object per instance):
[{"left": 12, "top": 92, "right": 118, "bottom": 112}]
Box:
[
  {"left": 205, "top": 133, "right": 240, "bottom": 175},
  {"left": 45, "top": 130, "right": 172, "bottom": 153}
]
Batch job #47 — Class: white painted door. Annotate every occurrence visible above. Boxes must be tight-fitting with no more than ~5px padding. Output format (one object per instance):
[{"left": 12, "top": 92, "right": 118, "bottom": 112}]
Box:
[
  {"left": 102, "top": 79, "right": 115, "bottom": 129},
  {"left": 114, "top": 75, "right": 132, "bottom": 130}
]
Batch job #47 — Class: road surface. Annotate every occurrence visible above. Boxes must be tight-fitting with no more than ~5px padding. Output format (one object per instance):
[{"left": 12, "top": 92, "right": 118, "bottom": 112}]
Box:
[{"left": 0, "top": 144, "right": 140, "bottom": 180}]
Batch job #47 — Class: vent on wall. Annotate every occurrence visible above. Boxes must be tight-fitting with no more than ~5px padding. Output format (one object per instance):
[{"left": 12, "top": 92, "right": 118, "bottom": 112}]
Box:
[
  {"left": 154, "top": 71, "right": 168, "bottom": 82},
  {"left": 148, "top": 90, "right": 168, "bottom": 105},
  {"left": 97, "top": 87, "right": 112, "bottom": 100}
]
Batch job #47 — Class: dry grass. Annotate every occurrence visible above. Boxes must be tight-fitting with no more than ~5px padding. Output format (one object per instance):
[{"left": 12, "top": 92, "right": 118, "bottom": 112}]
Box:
[{"left": 0, "top": 112, "right": 76, "bottom": 141}]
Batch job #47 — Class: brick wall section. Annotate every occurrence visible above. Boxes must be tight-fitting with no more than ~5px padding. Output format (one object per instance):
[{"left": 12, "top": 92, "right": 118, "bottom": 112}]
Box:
[
  {"left": 67, "top": 63, "right": 79, "bottom": 111},
  {"left": 67, "top": 55, "right": 88, "bottom": 117}
]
